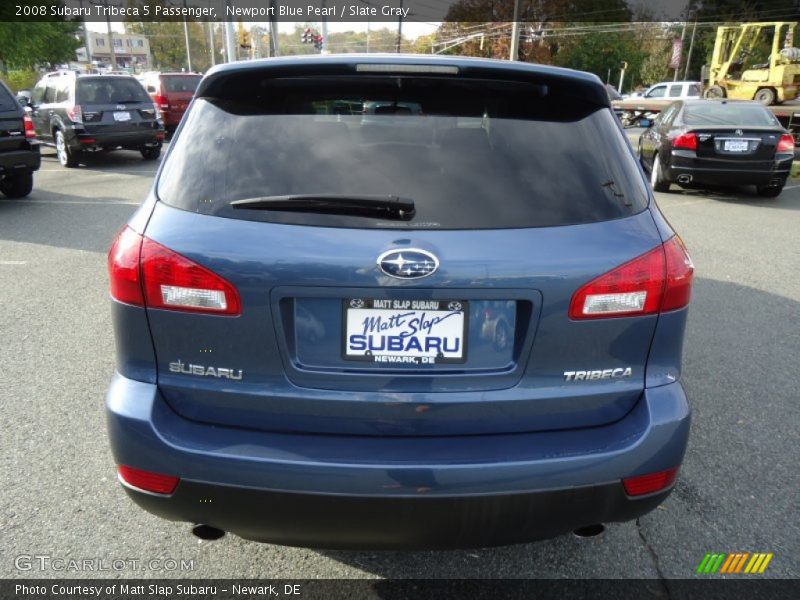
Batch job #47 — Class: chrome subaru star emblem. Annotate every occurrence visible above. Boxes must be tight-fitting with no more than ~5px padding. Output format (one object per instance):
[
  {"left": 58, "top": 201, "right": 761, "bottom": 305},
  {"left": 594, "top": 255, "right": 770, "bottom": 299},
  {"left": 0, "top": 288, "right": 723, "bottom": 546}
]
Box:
[
  {"left": 377, "top": 249, "right": 439, "bottom": 279},
  {"left": 735, "top": 129, "right": 743, "bottom": 136}
]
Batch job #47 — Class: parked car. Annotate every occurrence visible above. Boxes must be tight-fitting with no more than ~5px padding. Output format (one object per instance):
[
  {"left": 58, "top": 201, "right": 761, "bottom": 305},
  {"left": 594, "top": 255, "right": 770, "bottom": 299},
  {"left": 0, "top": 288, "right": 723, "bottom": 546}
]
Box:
[
  {"left": 638, "top": 99, "right": 794, "bottom": 196},
  {"left": 0, "top": 79, "right": 40, "bottom": 198},
  {"left": 641, "top": 81, "right": 703, "bottom": 100},
  {"left": 136, "top": 72, "right": 201, "bottom": 134},
  {"left": 27, "top": 71, "right": 164, "bottom": 168},
  {"left": 106, "top": 55, "right": 694, "bottom": 549}
]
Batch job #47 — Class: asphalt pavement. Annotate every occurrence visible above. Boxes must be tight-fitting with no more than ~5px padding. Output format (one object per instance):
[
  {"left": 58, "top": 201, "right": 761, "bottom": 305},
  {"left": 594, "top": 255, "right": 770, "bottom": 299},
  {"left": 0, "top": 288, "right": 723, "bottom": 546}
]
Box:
[{"left": 1, "top": 145, "right": 798, "bottom": 581}]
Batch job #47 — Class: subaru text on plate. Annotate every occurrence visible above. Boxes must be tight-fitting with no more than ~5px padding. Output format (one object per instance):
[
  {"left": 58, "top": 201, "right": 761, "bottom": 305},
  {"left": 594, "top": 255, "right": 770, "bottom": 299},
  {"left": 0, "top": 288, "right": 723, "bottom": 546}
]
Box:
[{"left": 106, "top": 56, "right": 694, "bottom": 549}]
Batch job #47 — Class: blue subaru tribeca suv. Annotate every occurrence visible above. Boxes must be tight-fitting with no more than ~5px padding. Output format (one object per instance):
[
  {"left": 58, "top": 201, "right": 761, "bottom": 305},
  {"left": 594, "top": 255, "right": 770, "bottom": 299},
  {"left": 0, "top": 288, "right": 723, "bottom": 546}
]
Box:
[{"left": 106, "top": 55, "right": 694, "bottom": 549}]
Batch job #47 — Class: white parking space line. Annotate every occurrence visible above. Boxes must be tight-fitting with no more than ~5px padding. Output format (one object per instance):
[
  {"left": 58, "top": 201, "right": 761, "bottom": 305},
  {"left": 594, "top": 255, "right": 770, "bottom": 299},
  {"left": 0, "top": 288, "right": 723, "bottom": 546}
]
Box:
[
  {"left": 0, "top": 260, "right": 28, "bottom": 265},
  {"left": 20, "top": 199, "right": 139, "bottom": 206}
]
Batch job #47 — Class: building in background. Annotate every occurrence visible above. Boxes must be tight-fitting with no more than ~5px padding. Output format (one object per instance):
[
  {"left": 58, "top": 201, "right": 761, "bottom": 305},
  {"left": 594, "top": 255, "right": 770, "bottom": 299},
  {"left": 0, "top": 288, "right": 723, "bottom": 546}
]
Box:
[{"left": 78, "top": 32, "right": 152, "bottom": 71}]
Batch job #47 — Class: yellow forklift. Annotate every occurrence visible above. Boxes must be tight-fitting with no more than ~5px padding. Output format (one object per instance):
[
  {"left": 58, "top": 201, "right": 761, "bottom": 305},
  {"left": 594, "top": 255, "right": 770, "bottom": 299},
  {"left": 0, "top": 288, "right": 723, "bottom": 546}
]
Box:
[{"left": 705, "top": 22, "right": 800, "bottom": 105}]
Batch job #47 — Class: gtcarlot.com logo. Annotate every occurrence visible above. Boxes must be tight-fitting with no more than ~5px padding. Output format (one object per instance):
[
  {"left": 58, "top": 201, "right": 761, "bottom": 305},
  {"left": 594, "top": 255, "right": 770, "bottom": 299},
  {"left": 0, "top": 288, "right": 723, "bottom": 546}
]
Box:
[
  {"left": 696, "top": 552, "right": 774, "bottom": 574},
  {"left": 14, "top": 554, "right": 195, "bottom": 572}
]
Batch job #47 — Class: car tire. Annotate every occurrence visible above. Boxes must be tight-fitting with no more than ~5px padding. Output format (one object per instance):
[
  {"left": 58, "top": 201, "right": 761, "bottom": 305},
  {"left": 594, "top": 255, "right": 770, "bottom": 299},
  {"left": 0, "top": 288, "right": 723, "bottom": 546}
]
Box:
[
  {"left": 756, "top": 183, "right": 784, "bottom": 197},
  {"left": 704, "top": 85, "right": 726, "bottom": 99},
  {"left": 650, "top": 153, "right": 670, "bottom": 192},
  {"left": 140, "top": 146, "right": 161, "bottom": 161},
  {"left": 754, "top": 88, "right": 776, "bottom": 105},
  {"left": 55, "top": 129, "right": 80, "bottom": 168},
  {"left": 0, "top": 171, "right": 34, "bottom": 198}
]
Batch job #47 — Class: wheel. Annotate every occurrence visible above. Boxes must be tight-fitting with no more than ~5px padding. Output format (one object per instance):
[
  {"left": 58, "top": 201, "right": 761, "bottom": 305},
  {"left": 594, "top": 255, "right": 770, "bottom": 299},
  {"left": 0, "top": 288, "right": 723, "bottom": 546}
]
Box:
[
  {"left": 756, "top": 183, "right": 784, "bottom": 197},
  {"left": 754, "top": 88, "right": 776, "bottom": 105},
  {"left": 0, "top": 171, "right": 33, "bottom": 198},
  {"left": 140, "top": 145, "right": 161, "bottom": 160},
  {"left": 650, "top": 153, "right": 670, "bottom": 192},
  {"left": 704, "top": 85, "right": 726, "bottom": 99},
  {"left": 55, "top": 129, "right": 79, "bottom": 168}
]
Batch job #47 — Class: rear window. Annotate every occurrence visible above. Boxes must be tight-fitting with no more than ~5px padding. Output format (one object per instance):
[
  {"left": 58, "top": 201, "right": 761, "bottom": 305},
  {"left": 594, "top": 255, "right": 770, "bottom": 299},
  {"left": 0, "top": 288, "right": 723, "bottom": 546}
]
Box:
[
  {"left": 76, "top": 77, "right": 150, "bottom": 104},
  {"left": 0, "top": 81, "right": 18, "bottom": 111},
  {"left": 158, "top": 76, "right": 648, "bottom": 230},
  {"left": 162, "top": 75, "right": 201, "bottom": 93},
  {"left": 683, "top": 103, "right": 780, "bottom": 127}
]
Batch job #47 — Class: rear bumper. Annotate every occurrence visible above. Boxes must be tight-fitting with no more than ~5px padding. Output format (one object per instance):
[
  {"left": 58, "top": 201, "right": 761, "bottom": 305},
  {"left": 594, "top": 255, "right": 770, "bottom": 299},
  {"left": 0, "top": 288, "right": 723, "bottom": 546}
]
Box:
[
  {"left": 0, "top": 146, "right": 41, "bottom": 173},
  {"left": 106, "top": 374, "right": 691, "bottom": 549},
  {"left": 68, "top": 128, "right": 163, "bottom": 150},
  {"left": 669, "top": 152, "right": 792, "bottom": 186}
]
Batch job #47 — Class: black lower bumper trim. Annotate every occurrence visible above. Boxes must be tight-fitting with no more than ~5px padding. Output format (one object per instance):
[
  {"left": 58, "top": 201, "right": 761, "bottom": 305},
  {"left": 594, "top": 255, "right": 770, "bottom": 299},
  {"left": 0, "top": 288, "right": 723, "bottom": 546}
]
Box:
[{"left": 123, "top": 480, "right": 672, "bottom": 550}]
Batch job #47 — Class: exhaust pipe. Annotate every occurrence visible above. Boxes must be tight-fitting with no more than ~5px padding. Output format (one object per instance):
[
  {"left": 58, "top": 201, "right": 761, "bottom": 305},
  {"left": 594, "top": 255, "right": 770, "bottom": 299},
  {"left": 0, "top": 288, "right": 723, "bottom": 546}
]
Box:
[
  {"left": 191, "top": 524, "right": 225, "bottom": 540},
  {"left": 573, "top": 524, "right": 606, "bottom": 538},
  {"left": 677, "top": 174, "right": 692, "bottom": 184}
]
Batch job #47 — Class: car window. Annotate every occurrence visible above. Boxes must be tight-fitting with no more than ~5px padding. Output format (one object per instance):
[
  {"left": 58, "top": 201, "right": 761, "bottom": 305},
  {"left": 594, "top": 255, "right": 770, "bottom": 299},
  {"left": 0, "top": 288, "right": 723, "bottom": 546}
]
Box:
[
  {"left": 43, "top": 82, "right": 57, "bottom": 104},
  {"left": 161, "top": 75, "right": 201, "bottom": 93},
  {"left": 76, "top": 77, "right": 151, "bottom": 104},
  {"left": 158, "top": 76, "right": 648, "bottom": 230},
  {"left": 668, "top": 85, "right": 683, "bottom": 98},
  {"left": 0, "top": 81, "right": 17, "bottom": 110},
  {"left": 683, "top": 103, "right": 781, "bottom": 127},
  {"left": 688, "top": 84, "right": 702, "bottom": 97},
  {"left": 31, "top": 83, "right": 45, "bottom": 105},
  {"left": 647, "top": 85, "right": 666, "bottom": 98},
  {"left": 55, "top": 79, "right": 71, "bottom": 103}
]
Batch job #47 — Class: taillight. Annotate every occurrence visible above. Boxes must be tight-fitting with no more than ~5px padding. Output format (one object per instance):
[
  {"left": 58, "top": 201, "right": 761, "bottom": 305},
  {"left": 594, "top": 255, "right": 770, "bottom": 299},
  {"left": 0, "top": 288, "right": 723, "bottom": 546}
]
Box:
[
  {"left": 569, "top": 236, "right": 694, "bottom": 320},
  {"left": 141, "top": 237, "right": 241, "bottom": 315},
  {"left": 154, "top": 94, "right": 169, "bottom": 110},
  {"left": 108, "top": 226, "right": 144, "bottom": 306},
  {"left": 23, "top": 114, "right": 36, "bottom": 139},
  {"left": 107, "top": 227, "right": 241, "bottom": 316},
  {"left": 672, "top": 132, "right": 697, "bottom": 151},
  {"left": 118, "top": 465, "right": 179, "bottom": 495},
  {"left": 622, "top": 467, "right": 678, "bottom": 496},
  {"left": 66, "top": 104, "right": 83, "bottom": 124},
  {"left": 776, "top": 133, "right": 795, "bottom": 153}
]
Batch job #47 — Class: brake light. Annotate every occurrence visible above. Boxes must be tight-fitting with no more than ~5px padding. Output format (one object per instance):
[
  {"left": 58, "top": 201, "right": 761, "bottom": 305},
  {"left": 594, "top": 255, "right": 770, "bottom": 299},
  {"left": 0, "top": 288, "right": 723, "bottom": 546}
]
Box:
[
  {"left": 118, "top": 465, "right": 179, "bottom": 495},
  {"left": 569, "top": 236, "right": 694, "bottom": 319},
  {"left": 66, "top": 104, "right": 83, "bottom": 124},
  {"left": 107, "top": 227, "right": 241, "bottom": 316},
  {"left": 154, "top": 94, "right": 169, "bottom": 110},
  {"left": 776, "top": 133, "right": 795, "bottom": 153},
  {"left": 141, "top": 237, "right": 241, "bottom": 315},
  {"left": 672, "top": 132, "right": 697, "bottom": 150},
  {"left": 622, "top": 467, "right": 678, "bottom": 496},
  {"left": 23, "top": 114, "right": 36, "bottom": 139}
]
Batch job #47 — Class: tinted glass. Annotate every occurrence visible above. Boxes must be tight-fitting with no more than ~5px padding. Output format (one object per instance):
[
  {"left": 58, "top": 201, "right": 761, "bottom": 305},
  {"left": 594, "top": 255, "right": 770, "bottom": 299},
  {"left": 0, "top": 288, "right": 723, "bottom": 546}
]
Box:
[
  {"left": 683, "top": 103, "right": 780, "bottom": 127},
  {"left": 43, "top": 83, "right": 57, "bottom": 104},
  {"left": 76, "top": 77, "right": 150, "bottom": 104},
  {"left": 668, "top": 85, "right": 682, "bottom": 97},
  {"left": 161, "top": 75, "right": 201, "bottom": 93},
  {"left": 31, "top": 83, "right": 45, "bottom": 105},
  {"left": 158, "top": 77, "right": 647, "bottom": 230},
  {"left": 0, "top": 81, "right": 16, "bottom": 110},
  {"left": 647, "top": 86, "right": 666, "bottom": 98}
]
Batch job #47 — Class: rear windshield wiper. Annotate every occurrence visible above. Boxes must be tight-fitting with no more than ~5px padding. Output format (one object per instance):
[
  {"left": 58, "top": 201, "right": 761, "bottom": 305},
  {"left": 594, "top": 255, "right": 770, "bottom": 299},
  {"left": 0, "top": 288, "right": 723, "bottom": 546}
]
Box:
[
  {"left": 115, "top": 99, "right": 146, "bottom": 104},
  {"left": 230, "top": 194, "right": 415, "bottom": 220}
]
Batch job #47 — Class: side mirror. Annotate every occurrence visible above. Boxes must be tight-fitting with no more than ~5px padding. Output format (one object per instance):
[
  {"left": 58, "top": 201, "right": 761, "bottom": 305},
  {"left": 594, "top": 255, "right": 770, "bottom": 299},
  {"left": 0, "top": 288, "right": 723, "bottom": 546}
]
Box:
[
  {"left": 639, "top": 118, "right": 653, "bottom": 128},
  {"left": 17, "top": 96, "right": 28, "bottom": 107}
]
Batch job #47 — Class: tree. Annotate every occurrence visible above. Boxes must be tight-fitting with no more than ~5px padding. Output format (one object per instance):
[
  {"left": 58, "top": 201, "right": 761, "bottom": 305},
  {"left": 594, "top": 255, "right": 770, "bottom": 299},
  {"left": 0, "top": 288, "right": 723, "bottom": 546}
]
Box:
[
  {"left": 0, "top": 22, "right": 82, "bottom": 72},
  {"left": 126, "top": 21, "right": 215, "bottom": 72}
]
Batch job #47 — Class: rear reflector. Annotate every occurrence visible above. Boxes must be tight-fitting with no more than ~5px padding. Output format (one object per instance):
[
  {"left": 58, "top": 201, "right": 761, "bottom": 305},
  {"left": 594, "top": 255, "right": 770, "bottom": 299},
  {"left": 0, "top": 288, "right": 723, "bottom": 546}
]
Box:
[
  {"left": 118, "top": 465, "right": 179, "bottom": 495},
  {"left": 107, "top": 226, "right": 241, "bottom": 316},
  {"left": 622, "top": 467, "right": 678, "bottom": 496},
  {"left": 66, "top": 105, "right": 83, "bottom": 124},
  {"left": 569, "top": 236, "right": 693, "bottom": 319},
  {"left": 79, "top": 138, "right": 96, "bottom": 144},
  {"left": 776, "top": 133, "right": 795, "bottom": 153},
  {"left": 672, "top": 132, "right": 697, "bottom": 151},
  {"left": 356, "top": 64, "right": 459, "bottom": 74}
]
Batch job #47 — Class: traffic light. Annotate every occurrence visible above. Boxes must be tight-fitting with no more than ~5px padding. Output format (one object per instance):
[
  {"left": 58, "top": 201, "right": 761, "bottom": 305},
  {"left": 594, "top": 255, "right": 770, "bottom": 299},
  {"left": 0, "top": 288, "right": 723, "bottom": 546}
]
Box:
[
  {"left": 302, "top": 28, "right": 312, "bottom": 44},
  {"left": 314, "top": 34, "right": 324, "bottom": 50}
]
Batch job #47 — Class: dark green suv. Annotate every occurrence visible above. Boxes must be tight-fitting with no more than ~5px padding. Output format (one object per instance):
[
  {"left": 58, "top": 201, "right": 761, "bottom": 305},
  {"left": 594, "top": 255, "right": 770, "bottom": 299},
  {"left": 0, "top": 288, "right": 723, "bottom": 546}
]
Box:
[
  {"left": 0, "top": 79, "right": 40, "bottom": 198},
  {"left": 28, "top": 71, "right": 164, "bottom": 168}
]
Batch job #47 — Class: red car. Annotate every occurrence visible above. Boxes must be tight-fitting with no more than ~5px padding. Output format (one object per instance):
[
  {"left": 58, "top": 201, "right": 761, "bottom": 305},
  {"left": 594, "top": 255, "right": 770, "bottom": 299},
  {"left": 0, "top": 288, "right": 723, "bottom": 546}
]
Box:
[{"left": 137, "top": 72, "right": 201, "bottom": 134}]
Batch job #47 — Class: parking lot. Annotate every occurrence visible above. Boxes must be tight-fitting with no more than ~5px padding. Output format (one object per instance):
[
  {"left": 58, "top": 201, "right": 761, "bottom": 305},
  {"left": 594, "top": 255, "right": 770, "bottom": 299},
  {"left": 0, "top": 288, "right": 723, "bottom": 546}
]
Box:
[{"left": 1, "top": 143, "right": 798, "bottom": 580}]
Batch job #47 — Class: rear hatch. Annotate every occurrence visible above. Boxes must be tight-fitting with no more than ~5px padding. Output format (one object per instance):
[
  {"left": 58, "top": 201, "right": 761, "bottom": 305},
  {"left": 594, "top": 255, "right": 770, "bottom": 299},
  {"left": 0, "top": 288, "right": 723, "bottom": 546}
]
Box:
[
  {"left": 76, "top": 77, "right": 158, "bottom": 134},
  {"left": 143, "top": 63, "right": 664, "bottom": 436},
  {"left": 0, "top": 84, "right": 27, "bottom": 153},
  {"left": 160, "top": 74, "right": 200, "bottom": 119}
]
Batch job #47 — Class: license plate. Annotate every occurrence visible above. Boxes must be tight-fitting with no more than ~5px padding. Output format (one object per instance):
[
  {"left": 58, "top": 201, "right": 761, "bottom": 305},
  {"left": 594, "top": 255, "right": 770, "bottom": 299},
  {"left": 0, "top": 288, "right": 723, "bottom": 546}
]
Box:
[
  {"left": 724, "top": 140, "right": 749, "bottom": 152},
  {"left": 113, "top": 111, "right": 131, "bottom": 122},
  {"left": 343, "top": 298, "right": 468, "bottom": 364}
]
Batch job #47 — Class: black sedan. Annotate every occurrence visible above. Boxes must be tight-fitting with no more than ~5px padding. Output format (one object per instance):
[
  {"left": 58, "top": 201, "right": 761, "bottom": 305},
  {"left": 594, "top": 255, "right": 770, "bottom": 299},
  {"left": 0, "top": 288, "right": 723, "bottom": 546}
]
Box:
[{"left": 638, "top": 99, "right": 794, "bottom": 197}]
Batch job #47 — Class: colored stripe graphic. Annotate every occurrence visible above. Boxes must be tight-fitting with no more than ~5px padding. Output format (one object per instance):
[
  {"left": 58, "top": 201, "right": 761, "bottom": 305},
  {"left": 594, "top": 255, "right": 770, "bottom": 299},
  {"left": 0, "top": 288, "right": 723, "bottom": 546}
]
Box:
[{"left": 698, "top": 552, "right": 774, "bottom": 574}]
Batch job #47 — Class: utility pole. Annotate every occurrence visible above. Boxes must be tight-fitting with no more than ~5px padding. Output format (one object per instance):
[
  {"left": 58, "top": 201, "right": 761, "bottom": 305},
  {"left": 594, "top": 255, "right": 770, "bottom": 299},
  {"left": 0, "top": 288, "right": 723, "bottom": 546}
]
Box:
[
  {"left": 182, "top": 20, "right": 192, "bottom": 71},
  {"left": 396, "top": 0, "right": 404, "bottom": 53},
  {"left": 684, "top": 20, "right": 698, "bottom": 80},
  {"left": 509, "top": 0, "right": 521, "bottom": 61},
  {"left": 269, "top": 0, "right": 279, "bottom": 57},
  {"left": 208, "top": 22, "right": 216, "bottom": 67},
  {"left": 225, "top": 21, "right": 237, "bottom": 62},
  {"left": 674, "top": 22, "right": 687, "bottom": 81},
  {"left": 321, "top": 1, "right": 329, "bottom": 53},
  {"left": 619, "top": 61, "right": 627, "bottom": 94}
]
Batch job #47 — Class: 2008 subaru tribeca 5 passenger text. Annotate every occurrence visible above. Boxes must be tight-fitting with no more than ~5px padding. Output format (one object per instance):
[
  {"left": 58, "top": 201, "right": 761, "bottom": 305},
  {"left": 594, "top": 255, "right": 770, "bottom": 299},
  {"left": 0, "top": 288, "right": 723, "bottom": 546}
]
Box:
[{"left": 106, "top": 55, "right": 694, "bottom": 550}]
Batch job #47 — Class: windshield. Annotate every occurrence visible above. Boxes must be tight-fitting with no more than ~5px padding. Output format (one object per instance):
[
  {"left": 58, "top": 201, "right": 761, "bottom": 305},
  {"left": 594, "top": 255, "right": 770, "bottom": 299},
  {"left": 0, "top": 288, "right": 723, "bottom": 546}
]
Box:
[
  {"left": 162, "top": 75, "right": 201, "bottom": 93},
  {"left": 158, "top": 76, "right": 647, "bottom": 230},
  {"left": 76, "top": 77, "right": 151, "bottom": 104},
  {"left": 683, "top": 103, "right": 780, "bottom": 127}
]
